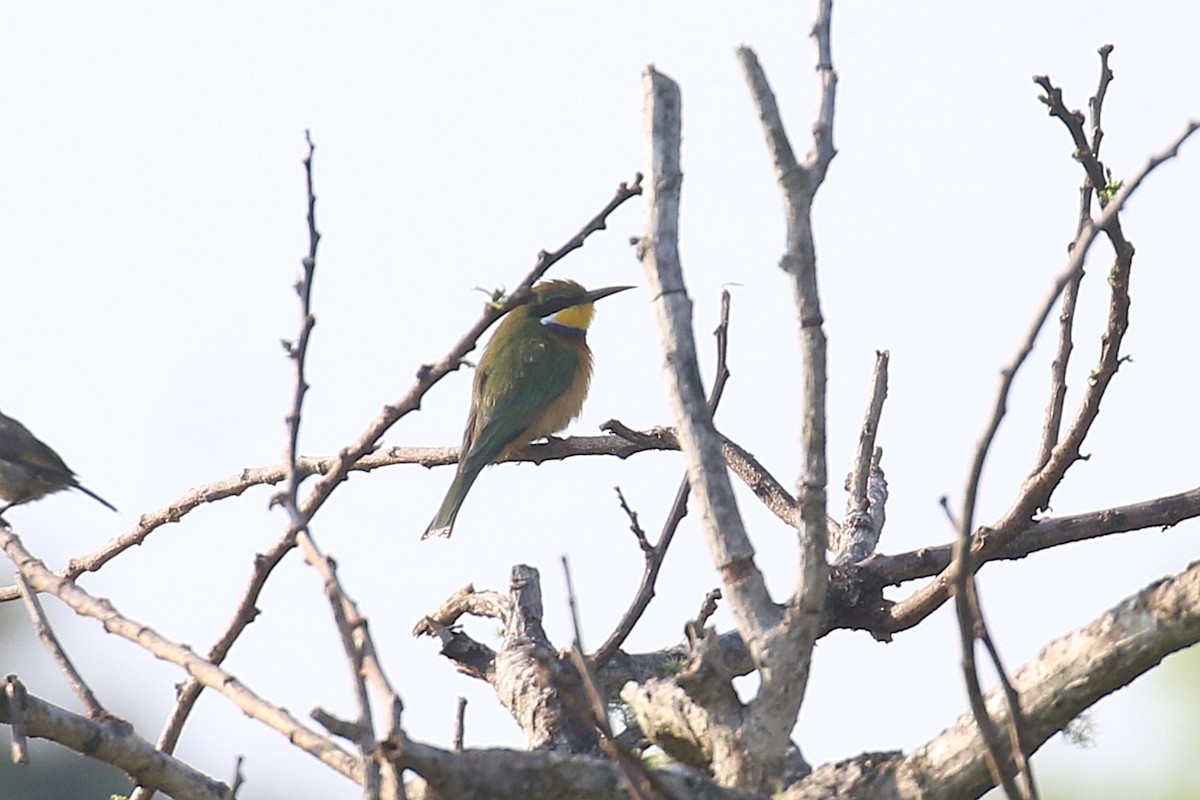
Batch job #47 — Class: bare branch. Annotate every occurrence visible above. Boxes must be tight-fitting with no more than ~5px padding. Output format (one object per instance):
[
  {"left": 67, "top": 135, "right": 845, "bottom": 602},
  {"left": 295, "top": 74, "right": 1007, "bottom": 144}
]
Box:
[
  {"left": 8, "top": 565, "right": 107, "bottom": 722},
  {"left": 784, "top": 561, "right": 1200, "bottom": 799},
  {"left": 452, "top": 697, "right": 467, "bottom": 753},
  {"left": 732, "top": 6, "right": 839, "bottom": 778},
  {"left": 297, "top": 544, "right": 385, "bottom": 797},
  {"left": 834, "top": 352, "right": 889, "bottom": 563},
  {"left": 613, "top": 486, "right": 652, "bottom": 552},
  {"left": 560, "top": 557, "right": 674, "bottom": 800},
  {"left": 386, "top": 735, "right": 757, "bottom": 800},
  {"left": 1034, "top": 46, "right": 1115, "bottom": 472},
  {"left": 807, "top": 0, "right": 838, "bottom": 176},
  {"left": 282, "top": 129, "right": 322, "bottom": 515},
  {"left": 973, "top": 595, "right": 1039, "bottom": 800},
  {"left": 867, "top": 486, "right": 1200, "bottom": 588},
  {"left": 916, "top": 559, "right": 1200, "bottom": 800},
  {"left": 638, "top": 67, "right": 775, "bottom": 648},
  {"left": 4, "top": 676, "right": 28, "bottom": 765},
  {"left": 951, "top": 534, "right": 1032, "bottom": 799},
  {"left": 229, "top": 756, "right": 246, "bottom": 798},
  {"left": 591, "top": 289, "right": 734, "bottom": 671},
  {"left": 0, "top": 681, "right": 233, "bottom": 800},
  {"left": 887, "top": 119, "right": 1200, "bottom": 634},
  {"left": 269, "top": 133, "right": 402, "bottom": 800},
  {"left": 495, "top": 565, "right": 594, "bottom": 751},
  {"left": 0, "top": 527, "right": 362, "bottom": 785},
  {"left": 0, "top": 436, "right": 677, "bottom": 607},
  {"left": 413, "top": 584, "right": 511, "bottom": 634}
]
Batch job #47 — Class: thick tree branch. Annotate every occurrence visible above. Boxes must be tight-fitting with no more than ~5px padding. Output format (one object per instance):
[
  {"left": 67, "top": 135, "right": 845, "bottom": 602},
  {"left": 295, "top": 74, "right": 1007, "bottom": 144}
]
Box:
[
  {"left": 638, "top": 67, "right": 773, "bottom": 640},
  {"left": 386, "top": 736, "right": 762, "bottom": 800},
  {"left": 639, "top": 65, "right": 794, "bottom": 789},
  {"left": 833, "top": 351, "right": 889, "bottom": 564},
  {"left": 0, "top": 682, "right": 233, "bottom": 800},
  {"left": 782, "top": 560, "right": 1200, "bottom": 799},
  {"left": 598, "top": 486, "right": 1200, "bottom": 694},
  {"left": 734, "top": 3, "right": 838, "bottom": 776}
]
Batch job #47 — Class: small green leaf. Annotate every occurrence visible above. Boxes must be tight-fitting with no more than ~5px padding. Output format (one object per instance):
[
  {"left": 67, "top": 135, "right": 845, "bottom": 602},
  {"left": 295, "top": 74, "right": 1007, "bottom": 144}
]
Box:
[{"left": 474, "top": 285, "right": 507, "bottom": 309}]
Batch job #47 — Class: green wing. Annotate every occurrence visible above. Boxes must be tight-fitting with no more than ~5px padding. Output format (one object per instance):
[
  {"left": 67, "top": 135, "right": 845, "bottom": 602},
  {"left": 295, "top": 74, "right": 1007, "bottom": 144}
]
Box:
[{"left": 462, "top": 323, "right": 577, "bottom": 473}]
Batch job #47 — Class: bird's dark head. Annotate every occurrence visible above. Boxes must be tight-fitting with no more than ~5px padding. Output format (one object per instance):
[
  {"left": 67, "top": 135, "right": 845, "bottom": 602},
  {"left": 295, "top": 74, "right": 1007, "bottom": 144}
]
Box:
[{"left": 529, "top": 279, "right": 633, "bottom": 332}]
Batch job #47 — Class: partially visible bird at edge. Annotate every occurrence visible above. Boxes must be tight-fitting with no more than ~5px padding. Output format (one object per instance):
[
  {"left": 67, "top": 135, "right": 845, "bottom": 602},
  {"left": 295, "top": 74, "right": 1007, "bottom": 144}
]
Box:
[
  {"left": 422, "top": 278, "right": 632, "bottom": 539},
  {"left": 0, "top": 410, "right": 117, "bottom": 517}
]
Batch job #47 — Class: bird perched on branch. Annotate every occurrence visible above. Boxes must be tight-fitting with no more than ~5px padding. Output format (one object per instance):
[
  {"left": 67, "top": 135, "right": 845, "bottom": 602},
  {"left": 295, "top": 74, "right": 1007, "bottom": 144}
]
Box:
[
  {"left": 0, "top": 410, "right": 117, "bottom": 516},
  {"left": 423, "top": 278, "right": 632, "bottom": 539}
]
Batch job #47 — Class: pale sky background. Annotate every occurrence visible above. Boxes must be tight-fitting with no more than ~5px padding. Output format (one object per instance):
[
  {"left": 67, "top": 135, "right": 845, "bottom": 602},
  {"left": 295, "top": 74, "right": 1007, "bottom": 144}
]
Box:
[{"left": 2, "top": 2, "right": 1198, "bottom": 798}]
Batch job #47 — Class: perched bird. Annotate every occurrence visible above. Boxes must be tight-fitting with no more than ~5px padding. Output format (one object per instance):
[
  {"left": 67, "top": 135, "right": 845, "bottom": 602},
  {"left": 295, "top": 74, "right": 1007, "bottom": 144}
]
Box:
[
  {"left": 0, "top": 410, "right": 117, "bottom": 516},
  {"left": 423, "top": 279, "right": 632, "bottom": 539}
]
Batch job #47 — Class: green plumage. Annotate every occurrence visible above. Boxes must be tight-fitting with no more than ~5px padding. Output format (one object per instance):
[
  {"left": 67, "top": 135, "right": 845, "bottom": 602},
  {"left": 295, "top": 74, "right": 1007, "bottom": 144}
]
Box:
[{"left": 422, "top": 279, "right": 630, "bottom": 539}]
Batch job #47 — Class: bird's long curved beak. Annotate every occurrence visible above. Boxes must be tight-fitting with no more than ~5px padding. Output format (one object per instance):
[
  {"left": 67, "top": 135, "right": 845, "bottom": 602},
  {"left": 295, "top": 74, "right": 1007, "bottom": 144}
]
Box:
[
  {"left": 532, "top": 284, "right": 635, "bottom": 319},
  {"left": 578, "top": 285, "right": 635, "bottom": 305}
]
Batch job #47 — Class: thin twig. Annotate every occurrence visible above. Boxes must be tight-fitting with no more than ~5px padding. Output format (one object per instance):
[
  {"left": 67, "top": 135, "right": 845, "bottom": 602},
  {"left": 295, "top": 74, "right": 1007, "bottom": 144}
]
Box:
[
  {"left": 283, "top": 129, "right": 322, "bottom": 512},
  {"left": 613, "top": 486, "right": 651, "bottom": 552},
  {"left": 590, "top": 290, "right": 733, "bottom": 670},
  {"left": 559, "top": 559, "right": 672, "bottom": 800},
  {"left": 1034, "top": 46, "right": 1115, "bottom": 474},
  {"left": 562, "top": 555, "right": 588, "bottom": 653},
  {"left": 684, "top": 589, "right": 723, "bottom": 644},
  {"left": 886, "top": 119, "right": 1200, "bottom": 634},
  {"left": 952, "top": 537, "right": 1034, "bottom": 798},
  {"left": 230, "top": 755, "right": 246, "bottom": 798},
  {"left": 4, "top": 676, "right": 28, "bottom": 765},
  {"left": 452, "top": 697, "right": 467, "bottom": 753},
  {"left": 279, "top": 133, "right": 404, "bottom": 800},
  {"left": 951, "top": 545, "right": 1015, "bottom": 796},
  {"left": 938, "top": 496, "right": 961, "bottom": 534},
  {"left": 12, "top": 568, "right": 106, "bottom": 719},
  {"left": 282, "top": 132, "right": 382, "bottom": 797},
  {"left": 973, "top": 586, "right": 1038, "bottom": 800}
]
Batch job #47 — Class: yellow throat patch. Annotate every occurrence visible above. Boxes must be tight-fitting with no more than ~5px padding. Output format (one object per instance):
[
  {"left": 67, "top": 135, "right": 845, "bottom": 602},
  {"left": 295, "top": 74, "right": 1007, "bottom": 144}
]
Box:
[{"left": 546, "top": 302, "right": 595, "bottom": 331}]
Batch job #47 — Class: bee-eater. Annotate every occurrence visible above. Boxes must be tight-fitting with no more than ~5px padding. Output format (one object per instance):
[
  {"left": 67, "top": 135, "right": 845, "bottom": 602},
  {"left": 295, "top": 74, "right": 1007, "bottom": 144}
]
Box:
[
  {"left": 423, "top": 279, "right": 632, "bottom": 539},
  {"left": 0, "top": 410, "right": 117, "bottom": 516}
]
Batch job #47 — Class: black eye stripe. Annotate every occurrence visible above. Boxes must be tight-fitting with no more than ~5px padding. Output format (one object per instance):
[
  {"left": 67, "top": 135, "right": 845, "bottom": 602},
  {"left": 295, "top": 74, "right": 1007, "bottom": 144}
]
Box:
[{"left": 531, "top": 296, "right": 581, "bottom": 318}]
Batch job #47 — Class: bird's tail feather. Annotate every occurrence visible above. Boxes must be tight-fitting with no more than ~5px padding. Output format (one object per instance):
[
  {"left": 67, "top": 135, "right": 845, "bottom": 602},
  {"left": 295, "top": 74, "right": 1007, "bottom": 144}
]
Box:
[
  {"left": 73, "top": 482, "right": 117, "bottom": 512},
  {"left": 421, "top": 465, "right": 482, "bottom": 540}
]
